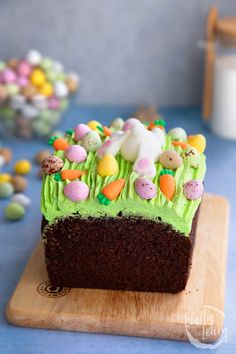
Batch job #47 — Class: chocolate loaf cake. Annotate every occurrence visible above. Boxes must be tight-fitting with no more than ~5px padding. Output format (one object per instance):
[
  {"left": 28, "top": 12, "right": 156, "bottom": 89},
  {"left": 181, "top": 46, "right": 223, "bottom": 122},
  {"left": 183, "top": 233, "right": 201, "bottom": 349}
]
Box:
[{"left": 41, "top": 117, "right": 206, "bottom": 293}]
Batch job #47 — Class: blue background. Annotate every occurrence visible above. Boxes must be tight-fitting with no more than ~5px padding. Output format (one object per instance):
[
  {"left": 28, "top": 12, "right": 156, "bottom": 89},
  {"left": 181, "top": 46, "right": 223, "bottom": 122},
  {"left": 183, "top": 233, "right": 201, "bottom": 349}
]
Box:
[{"left": 0, "top": 104, "right": 235, "bottom": 354}]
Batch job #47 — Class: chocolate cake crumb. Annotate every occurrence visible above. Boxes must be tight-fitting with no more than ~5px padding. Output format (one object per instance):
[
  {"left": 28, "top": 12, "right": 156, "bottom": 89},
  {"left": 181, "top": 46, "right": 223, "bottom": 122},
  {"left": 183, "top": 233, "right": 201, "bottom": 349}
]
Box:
[{"left": 42, "top": 208, "right": 199, "bottom": 294}]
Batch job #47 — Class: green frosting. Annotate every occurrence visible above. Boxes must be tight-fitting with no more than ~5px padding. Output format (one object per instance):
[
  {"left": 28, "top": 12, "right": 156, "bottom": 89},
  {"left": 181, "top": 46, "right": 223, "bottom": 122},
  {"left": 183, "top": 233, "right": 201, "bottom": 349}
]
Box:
[{"left": 41, "top": 134, "right": 206, "bottom": 236}]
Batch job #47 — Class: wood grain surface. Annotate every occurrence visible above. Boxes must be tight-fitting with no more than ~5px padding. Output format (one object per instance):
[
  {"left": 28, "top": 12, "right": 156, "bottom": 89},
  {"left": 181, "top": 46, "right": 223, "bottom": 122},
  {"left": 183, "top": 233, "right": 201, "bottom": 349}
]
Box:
[{"left": 5, "top": 193, "right": 229, "bottom": 342}]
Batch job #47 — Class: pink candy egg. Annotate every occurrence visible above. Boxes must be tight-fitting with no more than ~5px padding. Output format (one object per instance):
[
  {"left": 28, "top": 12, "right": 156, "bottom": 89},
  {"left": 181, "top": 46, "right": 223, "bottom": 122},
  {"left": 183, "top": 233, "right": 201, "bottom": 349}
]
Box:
[
  {"left": 17, "top": 60, "right": 32, "bottom": 77},
  {"left": 183, "top": 180, "right": 204, "bottom": 200},
  {"left": 135, "top": 177, "right": 157, "bottom": 200},
  {"left": 2, "top": 68, "right": 16, "bottom": 83},
  {"left": 48, "top": 97, "right": 60, "bottom": 110},
  {"left": 74, "top": 124, "right": 91, "bottom": 141},
  {"left": 65, "top": 145, "right": 87, "bottom": 163},
  {"left": 17, "top": 76, "right": 29, "bottom": 87},
  {"left": 64, "top": 181, "right": 89, "bottom": 201}
]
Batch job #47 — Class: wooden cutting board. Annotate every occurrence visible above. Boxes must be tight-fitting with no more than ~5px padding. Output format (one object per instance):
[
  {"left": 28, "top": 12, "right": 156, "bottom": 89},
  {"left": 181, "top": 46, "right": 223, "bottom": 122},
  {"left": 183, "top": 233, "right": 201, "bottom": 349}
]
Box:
[{"left": 6, "top": 193, "right": 229, "bottom": 342}]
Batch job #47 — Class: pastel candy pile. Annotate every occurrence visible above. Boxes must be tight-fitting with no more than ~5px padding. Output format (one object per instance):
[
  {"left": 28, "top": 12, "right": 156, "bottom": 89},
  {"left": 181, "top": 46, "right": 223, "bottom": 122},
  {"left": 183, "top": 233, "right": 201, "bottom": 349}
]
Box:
[
  {"left": 0, "top": 49, "right": 80, "bottom": 138},
  {"left": 183, "top": 180, "right": 204, "bottom": 200},
  {"left": 65, "top": 145, "right": 87, "bottom": 163},
  {"left": 64, "top": 181, "right": 89, "bottom": 201},
  {"left": 135, "top": 177, "right": 157, "bottom": 200},
  {"left": 42, "top": 155, "right": 64, "bottom": 175}
]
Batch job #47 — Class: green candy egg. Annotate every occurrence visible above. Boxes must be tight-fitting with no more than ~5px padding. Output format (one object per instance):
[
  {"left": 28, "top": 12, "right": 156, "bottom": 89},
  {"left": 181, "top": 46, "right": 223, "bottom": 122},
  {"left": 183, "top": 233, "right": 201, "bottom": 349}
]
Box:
[
  {"left": 32, "top": 119, "right": 52, "bottom": 136},
  {"left": 168, "top": 127, "right": 187, "bottom": 141},
  {"left": 60, "top": 98, "right": 69, "bottom": 111},
  {"left": 0, "top": 61, "right": 6, "bottom": 71},
  {"left": 40, "top": 57, "right": 53, "bottom": 71},
  {"left": 5, "top": 202, "right": 25, "bottom": 221},
  {"left": 46, "top": 70, "right": 58, "bottom": 82},
  {"left": 182, "top": 147, "right": 200, "bottom": 168},
  {"left": 56, "top": 72, "right": 66, "bottom": 81},
  {"left": 81, "top": 131, "right": 102, "bottom": 152},
  {"left": 6, "top": 84, "right": 20, "bottom": 96},
  {"left": 0, "top": 182, "right": 14, "bottom": 198},
  {"left": 110, "top": 117, "right": 124, "bottom": 131}
]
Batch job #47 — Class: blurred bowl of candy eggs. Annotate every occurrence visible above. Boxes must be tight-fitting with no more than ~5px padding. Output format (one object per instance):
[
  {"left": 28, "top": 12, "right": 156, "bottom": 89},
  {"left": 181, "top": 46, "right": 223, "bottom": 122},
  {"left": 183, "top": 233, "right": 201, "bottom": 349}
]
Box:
[{"left": 0, "top": 49, "right": 79, "bottom": 139}]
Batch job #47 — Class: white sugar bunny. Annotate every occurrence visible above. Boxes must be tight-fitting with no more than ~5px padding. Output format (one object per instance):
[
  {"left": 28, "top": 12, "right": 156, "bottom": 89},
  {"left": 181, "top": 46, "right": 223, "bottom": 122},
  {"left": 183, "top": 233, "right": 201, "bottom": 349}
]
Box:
[{"left": 97, "top": 118, "right": 165, "bottom": 178}]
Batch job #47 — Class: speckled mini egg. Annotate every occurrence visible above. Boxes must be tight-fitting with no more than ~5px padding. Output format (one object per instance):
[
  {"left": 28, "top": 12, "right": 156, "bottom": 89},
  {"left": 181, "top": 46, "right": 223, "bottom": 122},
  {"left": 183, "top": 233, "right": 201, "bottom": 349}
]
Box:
[
  {"left": 14, "top": 160, "right": 31, "bottom": 175},
  {"left": 42, "top": 156, "right": 64, "bottom": 175},
  {"left": 135, "top": 177, "right": 157, "bottom": 200},
  {"left": 17, "top": 60, "right": 32, "bottom": 77},
  {"left": 64, "top": 181, "right": 89, "bottom": 201},
  {"left": 168, "top": 127, "right": 187, "bottom": 141},
  {"left": 0, "top": 173, "right": 11, "bottom": 183},
  {"left": 87, "top": 120, "right": 102, "bottom": 131},
  {"left": 0, "top": 147, "right": 12, "bottom": 164},
  {"left": 97, "top": 154, "right": 119, "bottom": 176},
  {"left": 30, "top": 68, "right": 46, "bottom": 87},
  {"left": 74, "top": 124, "right": 91, "bottom": 142},
  {"left": 110, "top": 117, "right": 125, "bottom": 131},
  {"left": 54, "top": 81, "right": 68, "bottom": 98},
  {"left": 183, "top": 180, "right": 204, "bottom": 200},
  {"left": 182, "top": 147, "right": 200, "bottom": 168},
  {"left": 5, "top": 202, "right": 25, "bottom": 221},
  {"left": 159, "top": 150, "right": 182, "bottom": 169},
  {"left": 81, "top": 131, "right": 102, "bottom": 152},
  {"left": 1, "top": 68, "right": 17, "bottom": 84},
  {"left": 34, "top": 149, "right": 51, "bottom": 164},
  {"left": 187, "top": 134, "right": 206, "bottom": 154},
  {"left": 11, "top": 193, "right": 31, "bottom": 208},
  {"left": 0, "top": 182, "right": 14, "bottom": 198},
  {"left": 65, "top": 145, "right": 87, "bottom": 163},
  {"left": 11, "top": 175, "right": 28, "bottom": 193},
  {"left": 26, "top": 49, "right": 42, "bottom": 66}
]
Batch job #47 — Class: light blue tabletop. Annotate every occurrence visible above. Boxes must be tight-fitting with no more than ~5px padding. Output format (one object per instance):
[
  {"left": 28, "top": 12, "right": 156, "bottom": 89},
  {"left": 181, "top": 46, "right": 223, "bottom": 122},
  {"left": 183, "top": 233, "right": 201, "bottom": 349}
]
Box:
[{"left": 0, "top": 105, "right": 235, "bottom": 354}]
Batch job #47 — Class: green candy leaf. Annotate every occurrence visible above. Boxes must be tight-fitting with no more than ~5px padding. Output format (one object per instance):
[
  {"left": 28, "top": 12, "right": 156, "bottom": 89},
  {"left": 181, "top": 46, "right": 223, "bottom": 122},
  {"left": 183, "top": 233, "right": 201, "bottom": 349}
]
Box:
[
  {"left": 54, "top": 173, "right": 62, "bottom": 181},
  {"left": 48, "top": 136, "right": 58, "bottom": 145},
  {"left": 160, "top": 169, "right": 174, "bottom": 177}
]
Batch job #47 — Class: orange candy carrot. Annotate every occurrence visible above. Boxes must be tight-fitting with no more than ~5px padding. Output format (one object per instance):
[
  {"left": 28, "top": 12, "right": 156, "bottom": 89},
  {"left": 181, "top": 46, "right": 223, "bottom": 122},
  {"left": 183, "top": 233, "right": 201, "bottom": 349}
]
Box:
[
  {"left": 97, "top": 178, "right": 126, "bottom": 205},
  {"left": 48, "top": 136, "right": 69, "bottom": 151},
  {"left": 172, "top": 141, "right": 188, "bottom": 149},
  {"left": 54, "top": 169, "right": 87, "bottom": 181},
  {"left": 159, "top": 169, "right": 175, "bottom": 200},
  {"left": 148, "top": 119, "right": 166, "bottom": 130},
  {"left": 103, "top": 126, "right": 112, "bottom": 136}
]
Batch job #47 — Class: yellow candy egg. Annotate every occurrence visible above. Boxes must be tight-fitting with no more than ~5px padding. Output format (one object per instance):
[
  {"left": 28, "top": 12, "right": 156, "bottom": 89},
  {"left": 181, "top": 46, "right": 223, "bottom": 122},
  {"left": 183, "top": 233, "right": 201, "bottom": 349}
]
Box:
[
  {"left": 30, "top": 69, "right": 46, "bottom": 87},
  {"left": 97, "top": 154, "right": 119, "bottom": 177},
  {"left": 187, "top": 134, "right": 206, "bottom": 154},
  {"left": 0, "top": 173, "right": 11, "bottom": 183},
  {"left": 39, "top": 82, "right": 53, "bottom": 96},
  {"left": 87, "top": 120, "right": 102, "bottom": 131},
  {"left": 14, "top": 159, "right": 31, "bottom": 175}
]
